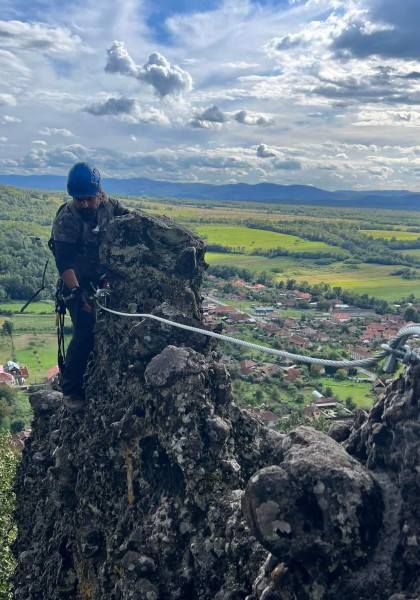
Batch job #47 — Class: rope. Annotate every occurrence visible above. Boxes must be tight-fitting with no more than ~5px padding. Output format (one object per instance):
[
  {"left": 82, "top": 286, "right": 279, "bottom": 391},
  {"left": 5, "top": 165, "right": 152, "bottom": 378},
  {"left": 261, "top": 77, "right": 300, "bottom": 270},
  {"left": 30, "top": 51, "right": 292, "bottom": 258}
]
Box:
[{"left": 95, "top": 295, "right": 420, "bottom": 371}]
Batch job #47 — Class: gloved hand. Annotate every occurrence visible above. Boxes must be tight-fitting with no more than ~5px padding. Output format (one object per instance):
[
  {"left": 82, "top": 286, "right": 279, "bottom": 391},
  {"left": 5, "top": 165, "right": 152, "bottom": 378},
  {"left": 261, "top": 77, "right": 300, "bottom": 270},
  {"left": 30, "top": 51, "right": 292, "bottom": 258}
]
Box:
[{"left": 65, "top": 287, "right": 93, "bottom": 313}]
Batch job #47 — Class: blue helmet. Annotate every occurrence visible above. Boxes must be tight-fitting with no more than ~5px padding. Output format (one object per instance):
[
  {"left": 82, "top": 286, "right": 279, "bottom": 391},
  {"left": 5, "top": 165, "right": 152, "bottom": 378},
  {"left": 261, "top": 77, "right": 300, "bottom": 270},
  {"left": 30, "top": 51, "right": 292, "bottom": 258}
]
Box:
[{"left": 67, "top": 162, "right": 101, "bottom": 198}]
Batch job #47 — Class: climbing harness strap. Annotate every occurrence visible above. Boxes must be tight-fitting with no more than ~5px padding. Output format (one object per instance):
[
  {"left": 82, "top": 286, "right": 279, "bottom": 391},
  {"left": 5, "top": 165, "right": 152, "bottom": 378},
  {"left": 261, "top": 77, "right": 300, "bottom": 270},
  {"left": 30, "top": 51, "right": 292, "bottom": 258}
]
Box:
[{"left": 55, "top": 279, "right": 67, "bottom": 373}]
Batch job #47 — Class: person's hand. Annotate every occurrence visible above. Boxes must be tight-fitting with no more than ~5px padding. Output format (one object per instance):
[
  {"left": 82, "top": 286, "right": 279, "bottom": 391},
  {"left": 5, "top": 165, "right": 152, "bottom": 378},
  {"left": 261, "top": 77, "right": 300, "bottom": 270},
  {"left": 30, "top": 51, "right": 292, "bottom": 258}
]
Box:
[{"left": 66, "top": 287, "right": 93, "bottom": 313}]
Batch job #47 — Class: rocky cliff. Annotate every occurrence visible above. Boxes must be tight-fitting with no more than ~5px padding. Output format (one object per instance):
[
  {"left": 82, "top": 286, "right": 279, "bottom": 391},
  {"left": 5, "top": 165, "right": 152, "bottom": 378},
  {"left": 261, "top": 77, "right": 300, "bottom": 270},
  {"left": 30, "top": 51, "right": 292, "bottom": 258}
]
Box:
[{"left": 12, "top": 212, "right": 420, "bottom": 600}]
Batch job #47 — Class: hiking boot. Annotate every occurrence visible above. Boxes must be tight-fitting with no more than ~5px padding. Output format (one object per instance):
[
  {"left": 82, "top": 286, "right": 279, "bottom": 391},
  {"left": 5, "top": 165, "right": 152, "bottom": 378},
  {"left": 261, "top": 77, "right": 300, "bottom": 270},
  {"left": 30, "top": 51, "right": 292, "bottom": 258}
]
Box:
[{"left": 62, "top": 395, "right": 85, "bottom": 414}]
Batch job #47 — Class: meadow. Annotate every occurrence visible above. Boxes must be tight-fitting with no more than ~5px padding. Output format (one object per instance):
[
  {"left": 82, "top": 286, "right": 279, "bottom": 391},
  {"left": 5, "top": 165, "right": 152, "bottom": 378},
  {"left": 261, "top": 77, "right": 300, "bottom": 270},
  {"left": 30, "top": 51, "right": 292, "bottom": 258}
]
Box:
[
  {"left": 195, "top": 225, "right": 349, "bottom": 256},
  {"left": 361, "top": 229, "right": 420, "bottom": 240},
  {"left": 137, "top": 197, "right": 420, "bottom": 302},
  {"left": 0, "top": 307, "right": 64, "bottom": 382},
  {"left": 205, "top": 252, "right": 420, "bottom": 300}
]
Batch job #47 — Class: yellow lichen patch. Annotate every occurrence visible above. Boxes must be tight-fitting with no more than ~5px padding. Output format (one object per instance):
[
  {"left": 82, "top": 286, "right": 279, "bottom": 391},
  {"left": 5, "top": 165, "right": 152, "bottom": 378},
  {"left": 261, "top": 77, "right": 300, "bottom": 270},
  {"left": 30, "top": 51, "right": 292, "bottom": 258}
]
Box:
[
  {"left": 271, "top": 561, "right": 288, "bottom": 584},
  {"left": 75, "top": 557, "right": 93, "bottom": 600}
]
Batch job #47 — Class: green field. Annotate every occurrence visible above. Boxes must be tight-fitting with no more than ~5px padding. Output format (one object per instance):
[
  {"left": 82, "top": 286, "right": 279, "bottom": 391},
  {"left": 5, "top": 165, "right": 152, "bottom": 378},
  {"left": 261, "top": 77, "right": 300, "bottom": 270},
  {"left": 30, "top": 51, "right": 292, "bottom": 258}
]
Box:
[
  {"left": 0, "top": 332, "right": 59, "bottom": 382},
  {"left": 0, "top": 301, "right": 55, "bottom": 314},
  {"left": 206, "top": 252, "right": 420, "bottom": 300},
  {"left": 317, "top": 377, "right": 375, "bottom": 409},
  {"left": 0, "top": 307, "right": 65, "bottom": 381},
  {"left": 399, "top": 248, "right": 420, "bottom": 258},
  {"left": 196, "top": 225, "right": 348, "bottom": 256},
  {"left": 361, "top": 229, "right": 420, "bottom": 240}
]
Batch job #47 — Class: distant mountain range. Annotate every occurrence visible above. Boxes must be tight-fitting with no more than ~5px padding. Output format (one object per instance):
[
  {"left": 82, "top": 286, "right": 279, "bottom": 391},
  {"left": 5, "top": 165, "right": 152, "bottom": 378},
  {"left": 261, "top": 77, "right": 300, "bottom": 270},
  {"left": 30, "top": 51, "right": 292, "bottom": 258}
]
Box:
[{"left": 1, "top": 174, "right": 420, "bottom": 210}]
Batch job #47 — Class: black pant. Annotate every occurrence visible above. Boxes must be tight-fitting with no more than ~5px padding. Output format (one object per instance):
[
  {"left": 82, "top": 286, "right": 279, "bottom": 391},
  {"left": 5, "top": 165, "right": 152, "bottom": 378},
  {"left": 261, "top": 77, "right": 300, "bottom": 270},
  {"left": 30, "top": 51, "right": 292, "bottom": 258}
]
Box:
[{"left": 60, "top": 300, "right": 95, "bottom": 397}]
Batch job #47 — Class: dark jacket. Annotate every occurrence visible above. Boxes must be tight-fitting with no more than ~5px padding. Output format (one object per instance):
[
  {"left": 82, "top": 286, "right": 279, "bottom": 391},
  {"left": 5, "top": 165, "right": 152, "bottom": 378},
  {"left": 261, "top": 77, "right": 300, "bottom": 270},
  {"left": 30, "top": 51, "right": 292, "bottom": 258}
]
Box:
[{"left": 52, "top": 196, "right": 129, "bottom": 287}]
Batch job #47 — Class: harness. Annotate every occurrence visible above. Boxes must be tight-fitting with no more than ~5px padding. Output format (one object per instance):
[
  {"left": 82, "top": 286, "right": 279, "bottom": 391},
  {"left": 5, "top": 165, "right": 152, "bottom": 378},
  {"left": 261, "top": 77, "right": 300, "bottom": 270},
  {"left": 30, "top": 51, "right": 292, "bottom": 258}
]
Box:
[{"left": 50, "top": 199, "right": 115, "bottom": 373}]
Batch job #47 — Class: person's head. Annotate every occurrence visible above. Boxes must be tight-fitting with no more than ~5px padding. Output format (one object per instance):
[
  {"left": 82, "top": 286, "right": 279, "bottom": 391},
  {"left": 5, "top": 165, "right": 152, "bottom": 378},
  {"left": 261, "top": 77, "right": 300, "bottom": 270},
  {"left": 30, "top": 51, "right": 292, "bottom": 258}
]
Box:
[{"left": 67, "top": 162, "right": 102, "bottom": 218}]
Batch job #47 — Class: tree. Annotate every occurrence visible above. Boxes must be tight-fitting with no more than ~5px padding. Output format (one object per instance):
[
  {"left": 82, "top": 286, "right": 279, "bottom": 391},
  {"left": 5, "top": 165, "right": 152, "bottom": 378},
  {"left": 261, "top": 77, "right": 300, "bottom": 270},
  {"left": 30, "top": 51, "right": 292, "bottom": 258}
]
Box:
[
  {"left": 1, "top": 321, "right": 15, "bottom": 359},
  {"left": 345, "top": 397, "right": 357, "bottom": 411},
  {"left": 1, "top": 321, "right": 14, "bottom": 338},
  {"left": 275, "top": 411, "right": 330, "bottom": 434},
  {"left": 403, "top": 307, "right": 419, "bottom": 322},
  {"left": 0, "top": 399, "right": 11, "bottom": 431},
  {"left": 336, "top": 368, "right": 347, "bottom": 381},
  {"left": 0, "top": 432, "right": 18, "bottom": 599},
  {"left": 10, "top": 419, "right": 26, "bottom": 434}
]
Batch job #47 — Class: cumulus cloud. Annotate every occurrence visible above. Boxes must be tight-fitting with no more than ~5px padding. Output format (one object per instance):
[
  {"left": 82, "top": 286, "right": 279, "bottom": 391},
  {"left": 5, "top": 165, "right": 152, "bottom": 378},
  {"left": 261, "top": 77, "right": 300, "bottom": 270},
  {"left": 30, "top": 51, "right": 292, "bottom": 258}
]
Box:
[
  {"left": 105, "top": 41, "right": 193, "bottom": 97},
  {"left": 0, "top": 137, "right": 7, "bottom": 142},
  {"left": 331, "top": 0, "right": 420, "bottom": 61},
  {"left": 1, "top": 115, "right": 21, "bottom": 124},
  {"left": 270, "top": 33, "right": 306, "bottom": 51},
  {"left": 84, "top": 96, "right": 169, "bottom": 124},
  {"left": 273, "top": 159, "right": 302, "bottom": 170},
  {"left": 0, "top": 20, "right": 83, "bottom": 53},
  {"left": 256, "top": 144, "right": 276, "bottom": 158},
  {"left": 38, "top": 127, "right": 74, "bottom": 137},
  {"left": 21, "top": 144, "right": 89, "bottom": 169},
  {"left": 190, "top": 106, "right": 226, "bottom": 129},
  {"left": 0, "top": 93, "right": 16, "bottom": 106},
  {"left": 235, "top": 110, "right": 275, "bottom": 126}
]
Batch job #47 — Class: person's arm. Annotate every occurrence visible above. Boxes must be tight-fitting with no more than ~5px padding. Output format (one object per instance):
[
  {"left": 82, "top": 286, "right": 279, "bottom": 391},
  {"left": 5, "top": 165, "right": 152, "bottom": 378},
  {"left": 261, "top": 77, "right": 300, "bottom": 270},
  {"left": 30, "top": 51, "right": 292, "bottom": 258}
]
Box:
[
  {"left": 54, "top": 241, "right": 93, "bottom": 313},
  {"left": 60, "top": 268, "right": 80, "bottom": 290}
]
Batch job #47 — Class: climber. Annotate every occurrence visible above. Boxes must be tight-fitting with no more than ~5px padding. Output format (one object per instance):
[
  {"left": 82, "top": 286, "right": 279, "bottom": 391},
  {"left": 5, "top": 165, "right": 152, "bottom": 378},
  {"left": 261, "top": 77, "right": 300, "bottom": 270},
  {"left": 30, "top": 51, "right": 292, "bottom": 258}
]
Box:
[{"left": 51, "top": 161, "right": 130, "bottom": 413}]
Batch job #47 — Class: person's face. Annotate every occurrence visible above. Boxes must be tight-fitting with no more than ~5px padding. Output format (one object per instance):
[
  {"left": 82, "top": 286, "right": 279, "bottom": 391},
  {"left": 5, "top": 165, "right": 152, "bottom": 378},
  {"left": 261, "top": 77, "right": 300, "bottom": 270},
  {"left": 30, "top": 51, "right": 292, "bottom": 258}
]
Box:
[
  {"left": 73, "top": 195, "right": 100, "bottom": 210},
  {"left": 73, "top": 195, "right": 100, "bottom": 220}
]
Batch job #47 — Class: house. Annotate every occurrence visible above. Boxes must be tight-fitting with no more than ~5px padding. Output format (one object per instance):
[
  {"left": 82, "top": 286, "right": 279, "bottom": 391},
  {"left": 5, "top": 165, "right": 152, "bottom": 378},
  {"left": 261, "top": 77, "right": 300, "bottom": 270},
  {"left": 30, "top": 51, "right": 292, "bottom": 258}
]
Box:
[
  {"left": 314, "top": 332, "right": 330, "bottom": 343},
  {"left": 260, "top": 363, "right": 281, "bottom": 376},
  {"left": 331, "top": 312, "right": 351, "bottom": 322},
  {"left": 46, "top": 365, "right": 60, "bottom": 382},
  {"left": 297, "top": 292, "right": 312, "bottom": 301},
  {"left": 232, "top": 279, "right": 247, "bottom": 287},
  {"left": 284, "top": 367, "right": 303, "bottom": 382},
  {"left": 283, "top": 318, "right": 299, "bottom": 328},
  {"left": 261, "top": 323, "right": 284, "bottom": 337},
  {"left": 239, "top": 360, "right": 257, "bottom": 376},
  {"left": 228, "top": 313, "right": 250, "bottom": 323},
  {"left": 251, "top": 409, "right": 280, "bottom": 428},
  {"left": 301, "top": 326, "right": 317, "bottom": 336},
  {"left": 0, "top": 372, "right": 15, "bottom": 386},
  {"left": 209, "top": 305, "right": 237, "bottom": 315},
  {"left": 249, "top": 283, "right": 266, "bottom": 290},
  {"left": 277, "top": 298, "right": 297, "bottom": 308},
  {"left": 254, "top": 306, "right": 274, "bottom": 315},
  {"left": 372, "top": 378, "right": 386, "bottom": 391},
  {"left": 303, "top": 405, "right": 321, "bottom": 419},
  {"left": 350, "top": 345, "right": 371, "bottom": 360},
  {"left": 313, "top": 397, "right": 339, "bottom": 407},
  {"left": 289, "top": 334, "right": 310, "bottom": 348}
]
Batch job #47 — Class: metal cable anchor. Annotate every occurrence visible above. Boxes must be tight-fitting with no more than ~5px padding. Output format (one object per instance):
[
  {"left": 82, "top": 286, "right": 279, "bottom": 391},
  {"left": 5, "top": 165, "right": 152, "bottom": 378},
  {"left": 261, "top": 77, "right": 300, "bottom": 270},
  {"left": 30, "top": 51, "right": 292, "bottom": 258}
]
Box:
[{"left": 381, "top": 338, "right": 420, "bottom": 373}]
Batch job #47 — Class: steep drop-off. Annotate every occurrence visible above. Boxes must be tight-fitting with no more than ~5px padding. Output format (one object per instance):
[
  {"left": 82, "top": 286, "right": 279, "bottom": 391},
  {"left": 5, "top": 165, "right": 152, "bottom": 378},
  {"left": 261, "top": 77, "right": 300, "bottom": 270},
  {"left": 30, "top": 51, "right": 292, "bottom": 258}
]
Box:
[{"left": 13, "top": 212, "right": 419, "bottom": 599}]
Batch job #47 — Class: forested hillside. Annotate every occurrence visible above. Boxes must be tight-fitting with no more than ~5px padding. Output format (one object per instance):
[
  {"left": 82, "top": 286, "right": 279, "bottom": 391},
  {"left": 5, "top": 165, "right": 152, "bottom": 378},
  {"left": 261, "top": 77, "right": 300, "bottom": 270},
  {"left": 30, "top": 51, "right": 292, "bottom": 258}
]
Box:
[
  {"left": 0, "top": 185, "right": 63, "bottom": 225},
  {"left": 0, "top": 185, "right": 63, "bottom": 301}
]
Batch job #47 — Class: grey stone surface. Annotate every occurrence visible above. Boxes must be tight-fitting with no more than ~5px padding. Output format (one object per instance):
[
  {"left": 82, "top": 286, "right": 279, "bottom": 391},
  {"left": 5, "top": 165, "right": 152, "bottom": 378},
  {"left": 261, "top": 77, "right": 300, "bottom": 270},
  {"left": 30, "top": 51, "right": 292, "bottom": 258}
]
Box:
[{"left": 12, "top": 212, "right": 420, "bottom": 599}]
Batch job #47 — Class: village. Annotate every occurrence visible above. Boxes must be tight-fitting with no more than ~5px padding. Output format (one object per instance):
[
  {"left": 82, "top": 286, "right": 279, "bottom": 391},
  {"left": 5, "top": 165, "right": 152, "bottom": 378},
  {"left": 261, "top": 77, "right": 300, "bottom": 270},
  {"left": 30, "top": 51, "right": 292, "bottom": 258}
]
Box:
[
  {"left": 1, "top": 273, "right": 418, "bottom": 438},
  {"left": 201, "top": 273, "right": 419, "bottom": 429}
]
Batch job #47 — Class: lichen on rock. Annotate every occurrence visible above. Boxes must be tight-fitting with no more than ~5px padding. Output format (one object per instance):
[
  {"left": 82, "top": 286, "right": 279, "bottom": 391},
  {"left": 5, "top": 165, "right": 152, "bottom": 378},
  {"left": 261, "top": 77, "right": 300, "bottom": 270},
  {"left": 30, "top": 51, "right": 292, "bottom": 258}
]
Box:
[{"left": 12, "top": 212, "right": 420, "bottom": 600}]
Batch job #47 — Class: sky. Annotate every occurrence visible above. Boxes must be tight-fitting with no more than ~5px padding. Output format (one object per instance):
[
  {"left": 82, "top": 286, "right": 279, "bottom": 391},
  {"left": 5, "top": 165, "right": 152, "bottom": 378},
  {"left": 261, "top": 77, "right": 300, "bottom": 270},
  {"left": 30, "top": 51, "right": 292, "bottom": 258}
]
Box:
[{"left": 1, "top": 0, "right": 420, "bottom": 190}]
